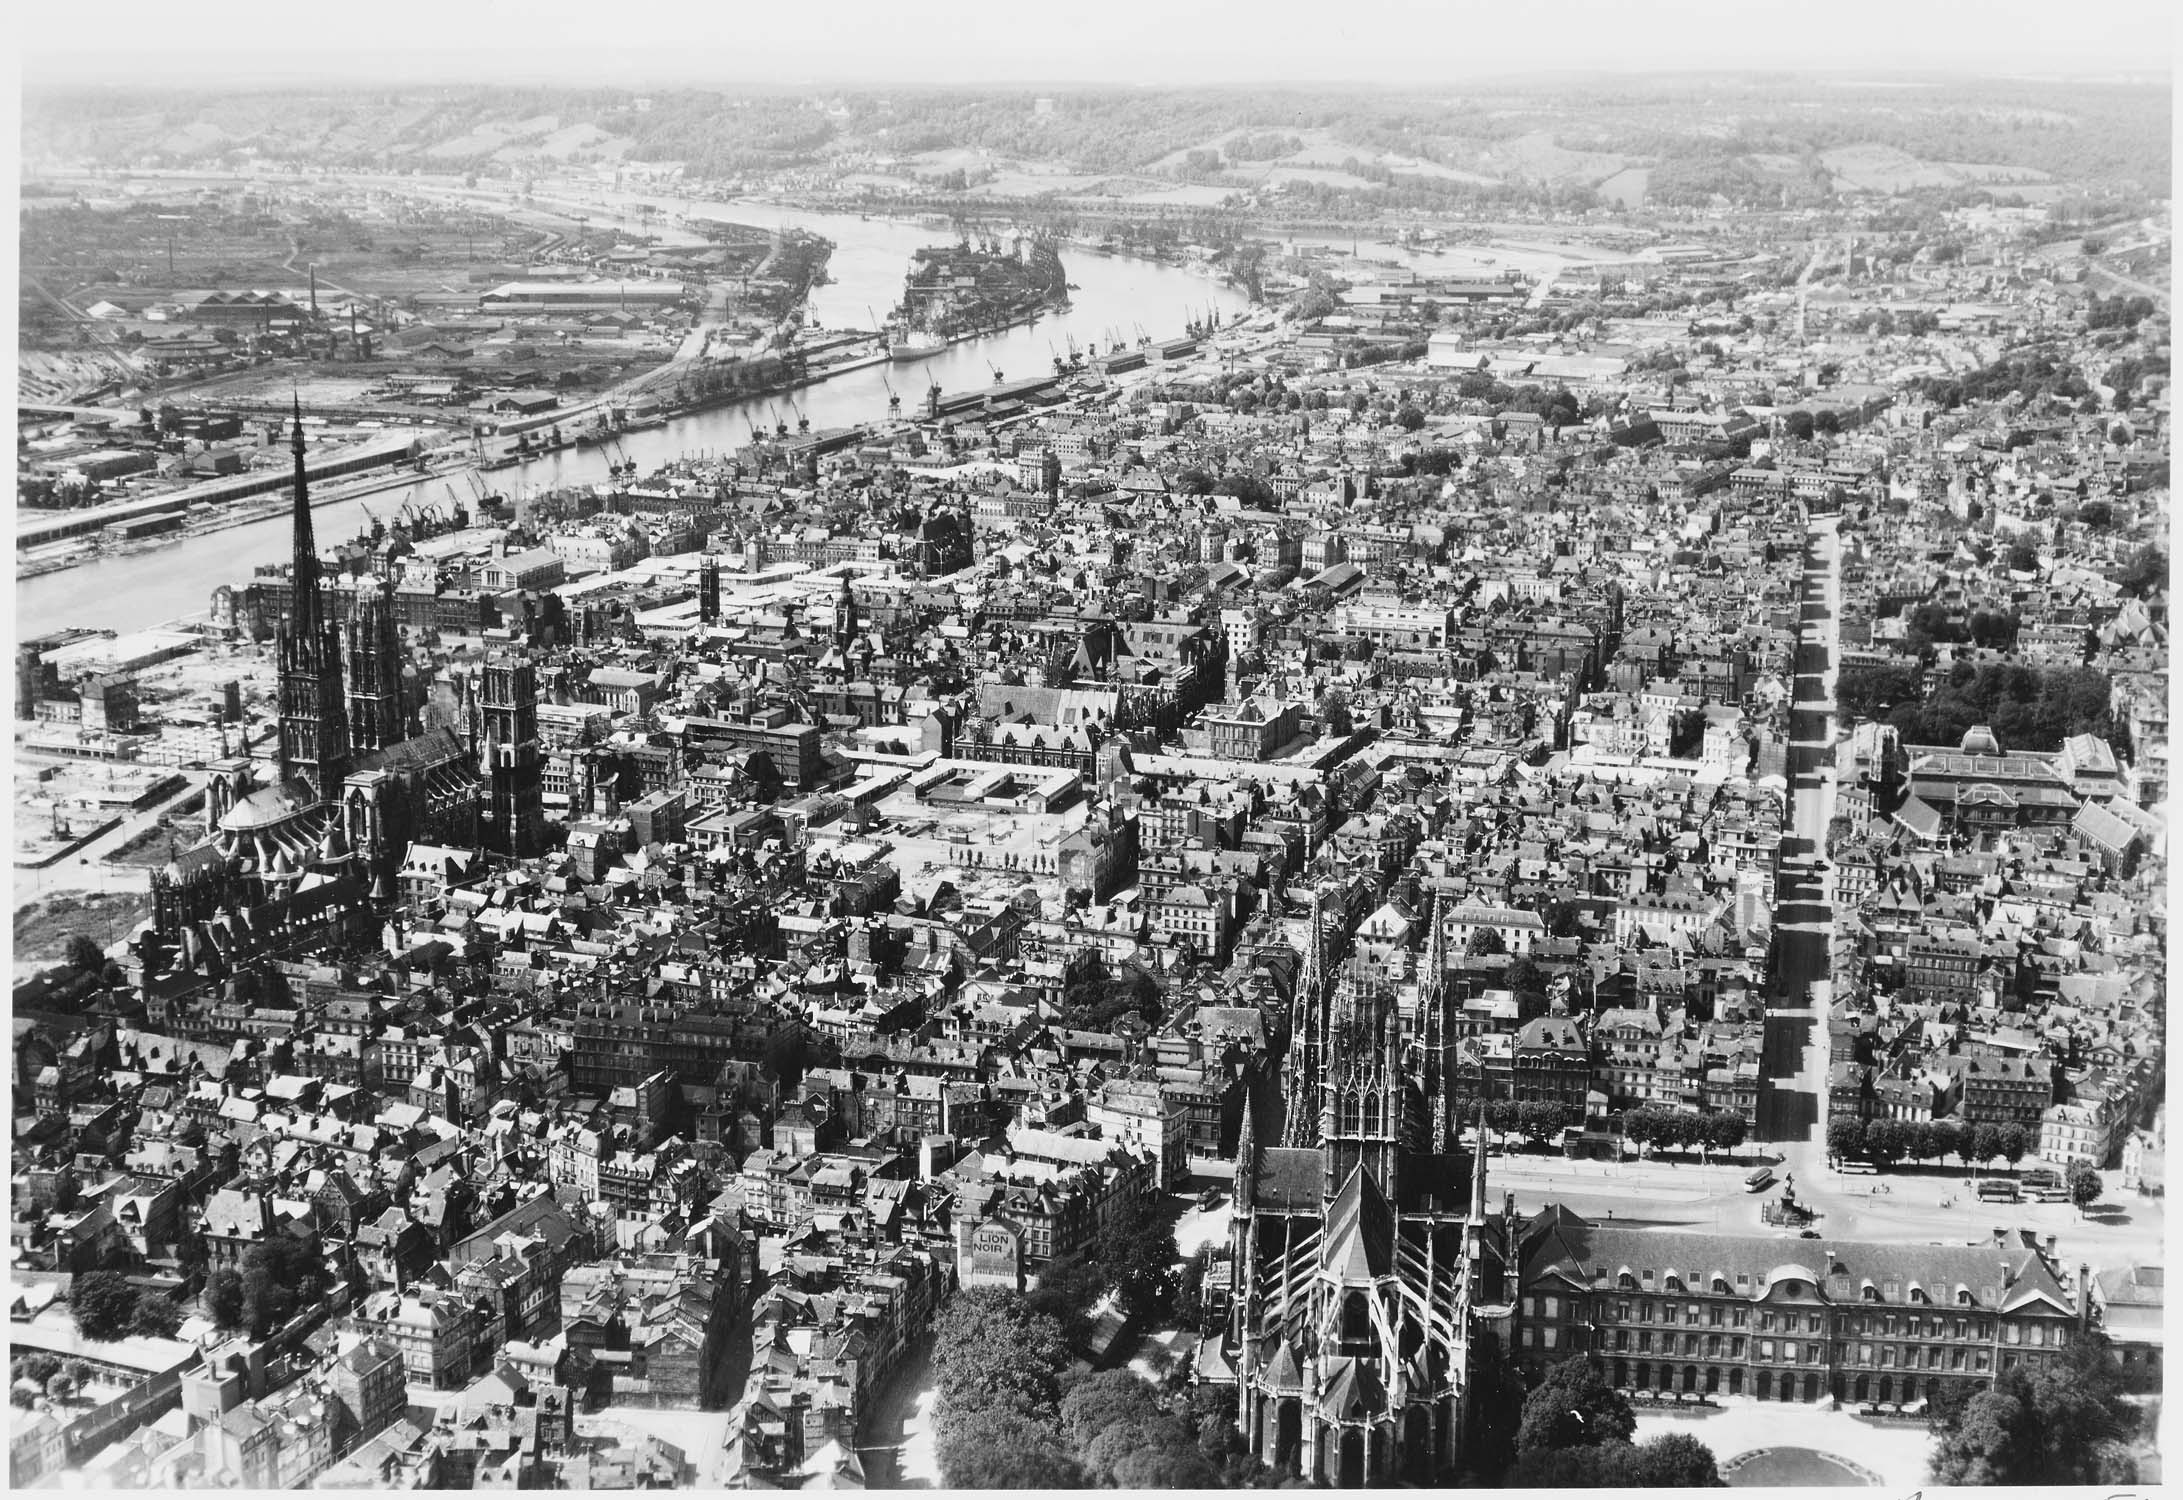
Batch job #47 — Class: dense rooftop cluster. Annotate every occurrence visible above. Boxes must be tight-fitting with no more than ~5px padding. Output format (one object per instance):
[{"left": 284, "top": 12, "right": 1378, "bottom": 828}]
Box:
[{"left": 10, "top": 192, "right": 2168, "bottom": 1490}]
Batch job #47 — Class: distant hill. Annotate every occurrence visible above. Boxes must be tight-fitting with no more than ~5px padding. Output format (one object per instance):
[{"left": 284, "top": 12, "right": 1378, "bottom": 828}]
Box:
[{"left": 20, "top": 77, "right": 2170, "bottom": 211}]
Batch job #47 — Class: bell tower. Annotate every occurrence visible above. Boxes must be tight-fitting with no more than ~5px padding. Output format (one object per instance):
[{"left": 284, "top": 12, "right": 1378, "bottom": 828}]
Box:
[
  {"left": 832, "top": 573, "right": 860, "bottom": 652},
  {"left": 1320, "top": 969, "right": 1403, "bottom": 1200}
]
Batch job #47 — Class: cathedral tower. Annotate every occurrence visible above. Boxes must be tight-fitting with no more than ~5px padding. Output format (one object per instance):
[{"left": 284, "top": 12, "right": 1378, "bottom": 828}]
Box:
[
  {"left": 276, "top": 398, "right": 350, "bottom": 797},
  {"left": 480, "top": 650, "right": 547, "bottom": 859},
  {"left": 344, "top": 578, "right": 406, "bottom": 755},
  {"left": 699, "top": 555, "right": 722, "bottom": 627}
]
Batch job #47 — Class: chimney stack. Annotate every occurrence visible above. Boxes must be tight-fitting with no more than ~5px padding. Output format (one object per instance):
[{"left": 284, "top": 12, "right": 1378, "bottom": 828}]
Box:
[{"left": 2079, "top": 1263, "right": 2093, "bottom": 1332}]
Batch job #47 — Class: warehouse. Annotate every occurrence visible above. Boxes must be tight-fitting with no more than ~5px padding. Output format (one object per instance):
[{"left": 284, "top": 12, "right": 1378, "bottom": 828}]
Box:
[{"left": 478, "top": 281, "right": 686, "bottom": 311}]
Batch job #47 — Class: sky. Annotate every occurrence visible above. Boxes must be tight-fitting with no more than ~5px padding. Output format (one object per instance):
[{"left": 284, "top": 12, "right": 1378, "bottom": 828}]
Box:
[{"left": 14, "top": 0, "right": 2177, "bottom": 87}]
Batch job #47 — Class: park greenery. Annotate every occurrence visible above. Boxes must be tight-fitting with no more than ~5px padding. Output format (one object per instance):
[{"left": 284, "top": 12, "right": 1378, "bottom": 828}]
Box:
[
  {"left": 1836, "top": 659, "right": 2117, "bottom": 754},
  {"left": 1504, "top": 1354, "right": 1725, "bottom": 1487},
  {"left": 1927, "top": 1329, "right": 2142, "bottom": 1485},
  {"left": 926, "top": 1287, "right": 1263, "bottom": 1488},
  {"left": 69, "top": 1271, "right": 182, "bottom": 1343},
  {"left": 202, "top": 1235, "right": 327, "bottom": 1340}
]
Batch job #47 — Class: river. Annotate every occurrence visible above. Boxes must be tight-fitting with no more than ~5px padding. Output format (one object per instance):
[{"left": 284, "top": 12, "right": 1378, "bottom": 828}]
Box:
[{"left": 17, "top": 197, "right": 1249, "bottom": 639}]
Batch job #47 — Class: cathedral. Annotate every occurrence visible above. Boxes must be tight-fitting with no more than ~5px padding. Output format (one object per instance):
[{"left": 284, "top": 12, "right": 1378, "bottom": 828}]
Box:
[
  {"left": 1218, "top": 897, "right": 1499, "bottom": 1486},
  {"left": 144, "top": 403, "right": 540, "bottom": 985}
]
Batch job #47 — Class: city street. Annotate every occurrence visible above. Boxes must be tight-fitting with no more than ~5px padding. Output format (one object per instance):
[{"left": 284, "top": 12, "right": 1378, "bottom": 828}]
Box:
[{"left": 1761, "top": 516, "right": 1843, "bottom": 1192}]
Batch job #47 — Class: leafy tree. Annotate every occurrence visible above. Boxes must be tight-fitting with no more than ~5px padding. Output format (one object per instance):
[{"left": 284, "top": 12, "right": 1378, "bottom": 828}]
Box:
[
  {"left": 2066, "top": 1159, "right": 2103, "bottom": 1215},
  {"left": 1864, "top": 1119, "right": 1904, "bottom": 1166},
  {"left": 2118, "top": 546, "right": 2167, "bottom": 598},
  {"left": 934, "top": 1405, "right": 1085, "bottom": 1488},
  {"left": 70, "top": 1271, "right": 141, "bottom": 1343},
  {"left": 19, "top": 1354, "right": 60, "bottom": 1386},
  {"left": 1059, "top": 1368, "right": 1164, "bottom": 1451},
  {"left": 237, "top": 1235, "right": 323, "bottom": 1338},
  {"left": 1638, "top": 1431, "right": 1725, "bottom": 1487},
  {"left": 1516, "top": 1355, "right": 1635, "bottom": 1453},
  {"left": 1174, "top": 1244, "right": 1214, "bottom": 1331},
  {"left": 1900, "top": 1121, "right": 1934, "bottom": 1164},
  {"left": 63, "top": 934, "right": 106, "bottom": 973},
  {"left": 1394, "top": 404, "right": 1426, "bottom": 432},
  {"left": 1928, "top": 1119, "right": 1965, "bottom": 1168},
  {"left": 1970, "top": 1122, "right": 2005, "bottom": 1171},
  {"left": 1507, "top": 1444, "right": 1638, "bottom": 1486},
  {"left": 129, "top": 1292, "right": 182, "bottom": 1340},
  {"left": 1930, "top": 1335, "right": 2139, "bottom": 1485},
  {"left": 1467, "top": 925, "right": 1507, "bottom": 958},
  {"left": 1931, "top": 1387, "right": 2034, "bottom": 1485},
  {"left": 1096, "top": 1192, "right": 1180, "bottom": 1321},
  {"left": 1509, "top": 1430, "right": 1721, "bottom": 1485},
  {"left": 1996, "top": 1123, "right": 2028, "bottom": 1166},
  {"left": 1290, "top": 288, "right": 1339, "bottom": 323},
  {"left": 931, "top": 1288, "right": 1073, "bottom": 1420},
  {"left": 8, "top": 1386, "right": 33, "bottom": 1410},
  {"left": 1111, "top": 1444, "right": 1220, "bottom": 1487},
  {"left": 1705, "top": 1112, "right": 1748, "bottom": 1155},
  {"left": 2005, "top": 542, "right": 2040, "bottom": 573},
  {"left": 203, "top": 1268, "right": 246, "bottom": 1329},
  {"left": 1827, "top": 1115, "right": 1866, "bottom": 1162},
  {"left": 1783, "top": 409, "right": 1815, "bottom": 441}
]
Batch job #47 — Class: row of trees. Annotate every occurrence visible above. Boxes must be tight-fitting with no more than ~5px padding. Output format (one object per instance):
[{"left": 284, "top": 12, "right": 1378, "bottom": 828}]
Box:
[
  {"left": 1447, "top": 1098, "right": 1750, "bottom": 1156},
  {"left": 1620, "top": 1107, "right": 1750, "bottom": 1156},
  {"left": 10, "top": 1354, "right": 97, "bottom": 1409},
  {"left": 1827, "top": 1116, "right": 2034, "bottom": 1170}
]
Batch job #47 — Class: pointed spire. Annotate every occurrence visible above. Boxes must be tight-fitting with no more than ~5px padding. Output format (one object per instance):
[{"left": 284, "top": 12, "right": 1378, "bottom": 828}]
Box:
[
  {"left": 290, "top": 395, "right": 318, "bottom": 618},
  {"left": 1424, "top": 892, "right": 1450, "bottom": 1153},
  {"left": 1470, "top": 1093, "right": 1490, "bottom": 1222}
]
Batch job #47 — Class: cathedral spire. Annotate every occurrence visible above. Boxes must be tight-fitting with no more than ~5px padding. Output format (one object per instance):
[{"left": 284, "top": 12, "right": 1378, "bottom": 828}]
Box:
[
  {"left": 1423, "top": 891, "right": 1450, "bottom": 1153},
  {"left": 275, "top": 395, "right": 349, "bottom": 797},
  {"left": 1470, "top": 1093, "right": 1490, "bottom": 1223},
  {"left": 1281, "top": 890, "right": 1324, "bottom": 1148},
  {"left": 289, "top": 396, "right": 320, "bottom": 638}
]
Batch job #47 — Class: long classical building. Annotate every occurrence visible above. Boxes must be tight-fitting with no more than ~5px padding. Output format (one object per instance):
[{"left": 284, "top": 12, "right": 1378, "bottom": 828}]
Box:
[{"left": 1498, "top": 1207, "right": 2086, "bottom": 1407}]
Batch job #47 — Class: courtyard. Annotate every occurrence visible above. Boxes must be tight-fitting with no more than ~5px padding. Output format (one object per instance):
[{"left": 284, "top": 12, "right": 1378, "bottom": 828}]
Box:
[{"left": 1632, "top": 1396, "right": 1933, "bottom": 1489}]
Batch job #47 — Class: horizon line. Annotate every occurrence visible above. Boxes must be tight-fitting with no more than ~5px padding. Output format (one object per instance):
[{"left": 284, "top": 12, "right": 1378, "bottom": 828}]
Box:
[{"left": 19, "top": 64, "right": 2176, "bottom": 92}]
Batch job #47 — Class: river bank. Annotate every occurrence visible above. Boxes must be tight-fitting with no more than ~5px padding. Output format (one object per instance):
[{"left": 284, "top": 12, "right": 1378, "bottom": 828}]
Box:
[{"left": 18, "top": 197, "right": 1251, "bottom": 639}]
